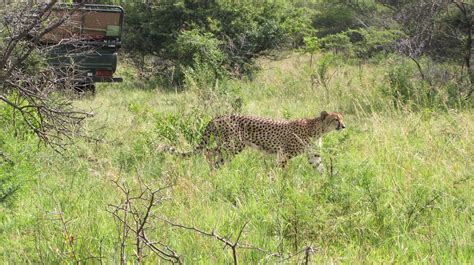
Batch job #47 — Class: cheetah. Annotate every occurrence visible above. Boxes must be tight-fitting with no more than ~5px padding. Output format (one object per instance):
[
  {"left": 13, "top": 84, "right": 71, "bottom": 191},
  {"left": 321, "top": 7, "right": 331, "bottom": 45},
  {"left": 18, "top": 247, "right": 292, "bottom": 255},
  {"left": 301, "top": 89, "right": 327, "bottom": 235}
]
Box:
[{"left": 161, "top": 111, "right": 345, "bottom": 170}]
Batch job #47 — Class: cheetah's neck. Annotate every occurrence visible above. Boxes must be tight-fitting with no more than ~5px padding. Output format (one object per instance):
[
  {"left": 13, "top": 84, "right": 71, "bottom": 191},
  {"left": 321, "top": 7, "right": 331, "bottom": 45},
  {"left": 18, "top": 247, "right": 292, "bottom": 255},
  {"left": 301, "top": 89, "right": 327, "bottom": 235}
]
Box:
[{"left": 307, "top": 117, "right": 328, "bottom": 138}]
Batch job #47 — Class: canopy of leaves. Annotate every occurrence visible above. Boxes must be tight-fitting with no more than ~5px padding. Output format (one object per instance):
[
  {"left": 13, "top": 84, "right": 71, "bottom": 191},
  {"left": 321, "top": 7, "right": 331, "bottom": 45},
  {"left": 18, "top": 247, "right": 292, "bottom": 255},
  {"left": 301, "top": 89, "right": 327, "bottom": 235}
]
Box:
[{"left": 115, "top": 1, "right": 313, "bottom": 85}]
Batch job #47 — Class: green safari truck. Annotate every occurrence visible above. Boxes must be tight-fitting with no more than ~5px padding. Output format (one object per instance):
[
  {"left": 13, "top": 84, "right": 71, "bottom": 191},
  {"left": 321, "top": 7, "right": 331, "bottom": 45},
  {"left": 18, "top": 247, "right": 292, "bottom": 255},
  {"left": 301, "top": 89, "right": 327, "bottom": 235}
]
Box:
[{"left": 42, "top": 4, "right": 124, "bottom": 93}]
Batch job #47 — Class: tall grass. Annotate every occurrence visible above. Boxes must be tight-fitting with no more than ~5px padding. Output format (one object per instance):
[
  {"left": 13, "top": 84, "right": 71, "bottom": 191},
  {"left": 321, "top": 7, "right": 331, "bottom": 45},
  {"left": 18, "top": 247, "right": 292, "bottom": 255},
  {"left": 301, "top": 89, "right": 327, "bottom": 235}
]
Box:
[{"left": 0, "top": 52, "right": 472, "bottom": 263}]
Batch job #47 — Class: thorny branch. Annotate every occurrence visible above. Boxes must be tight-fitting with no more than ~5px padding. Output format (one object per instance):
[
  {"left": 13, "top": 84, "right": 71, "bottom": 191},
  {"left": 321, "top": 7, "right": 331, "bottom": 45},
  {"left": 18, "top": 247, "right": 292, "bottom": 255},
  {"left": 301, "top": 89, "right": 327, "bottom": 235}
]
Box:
[
  {"left": 161, "top": 218, "right": 274, "bottom": 265},
  {"left": 0, "top": 1, "right": 94, "bottom": 151},
  {"left": 273, "top": 245, "right": 316, "bottom": 264},
  {"left": 107, "top": 176, "right": 322, "bottom": 263},
  {"left": 107, "top": 178, "right": 181, "bottom": 264}
]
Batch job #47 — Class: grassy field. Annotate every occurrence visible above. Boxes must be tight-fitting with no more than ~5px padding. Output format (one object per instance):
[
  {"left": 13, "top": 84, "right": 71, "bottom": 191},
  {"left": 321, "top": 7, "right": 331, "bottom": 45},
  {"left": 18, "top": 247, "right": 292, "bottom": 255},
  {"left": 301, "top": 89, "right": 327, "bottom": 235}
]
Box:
[{"left": 1, "top": 52, "right": 473, "bottom": 263}]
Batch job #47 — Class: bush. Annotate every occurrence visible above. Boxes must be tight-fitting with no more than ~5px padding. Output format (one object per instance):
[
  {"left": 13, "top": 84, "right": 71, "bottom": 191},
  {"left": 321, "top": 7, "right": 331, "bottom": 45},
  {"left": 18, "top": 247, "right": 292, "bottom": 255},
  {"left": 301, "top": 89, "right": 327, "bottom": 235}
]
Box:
[
  {"left": 383, "top": 55, "right": 472, "bottom": 110},
  {"left": 0, "top": 144, "right": 18, "bottom": 205},
  {"left": 305, "top": 27, "right": 403, "bottom": 58},
  {"left": 386, "top": 59, "right": 421, "bottom": 107},
  {"left": 280, "top": 6, "right": 316, "bottom": 48},
  {"left": 312, "top": 3, "right": 359, "bottom": 37},
  {"left": 120, "top": 1, "right": 313, "bottom": 86},
  {"left": 348, "top": 28, "right": 404, "bottom": 58},
  {"left": 183, "top": 67, "right": 243, "bottom": 116},
  {"left": 319, "top": 32, "right": 353, "bottom": 55},
  {"left": 154, "top": 110, "right": 211, "bottom": 147},
  {"left": 173, "top": 29, "right": 227, "bottom": 86}
]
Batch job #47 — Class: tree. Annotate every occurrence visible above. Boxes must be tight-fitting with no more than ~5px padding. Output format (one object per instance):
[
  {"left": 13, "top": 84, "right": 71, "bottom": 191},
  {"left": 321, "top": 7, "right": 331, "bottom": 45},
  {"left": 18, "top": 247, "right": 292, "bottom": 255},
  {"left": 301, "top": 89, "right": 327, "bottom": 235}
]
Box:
[
  {"left": 450, "top": 1, "right": 472, "bottom": 90},
  {"left": 0, "top": 1, "right": 92, "bottom": 150},
  {"left": 119, "top": 1, "right": 309, "bottom": 85},
  {"left": 335, "top": 0, "right": 472, "bottom": 97}
]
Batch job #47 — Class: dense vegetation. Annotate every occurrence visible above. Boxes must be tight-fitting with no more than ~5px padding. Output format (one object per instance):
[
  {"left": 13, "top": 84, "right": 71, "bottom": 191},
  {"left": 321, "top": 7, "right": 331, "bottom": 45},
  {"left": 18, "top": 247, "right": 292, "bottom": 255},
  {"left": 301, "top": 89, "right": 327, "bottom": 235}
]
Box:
[
  {"left": 1, "top": 0, "right": 473, "bottom": 263},
  {"left": 109, "top": 0, "right": 473, "bottom": 90}
]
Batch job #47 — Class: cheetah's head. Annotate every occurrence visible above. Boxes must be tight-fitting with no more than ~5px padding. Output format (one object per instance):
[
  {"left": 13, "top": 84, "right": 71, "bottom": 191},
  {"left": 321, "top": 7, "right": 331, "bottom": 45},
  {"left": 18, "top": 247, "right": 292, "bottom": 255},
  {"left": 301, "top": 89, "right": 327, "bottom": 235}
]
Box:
[{"left": 320, "top": 111, "right": 345, "bottom": 132}]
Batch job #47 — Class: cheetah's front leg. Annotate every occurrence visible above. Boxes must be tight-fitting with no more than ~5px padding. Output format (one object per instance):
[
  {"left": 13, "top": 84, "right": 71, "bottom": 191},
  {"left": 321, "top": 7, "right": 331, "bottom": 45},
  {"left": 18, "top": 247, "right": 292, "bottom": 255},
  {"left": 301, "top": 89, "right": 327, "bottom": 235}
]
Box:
[
  {"left": 307, "top": 153, "right": 324, "bottom": 173},
  {"left": 277, "top": 150, "right": 290, "bottom": 168},
  {"left": 308, "top": 138, "right": 324, "bottom": 173}
]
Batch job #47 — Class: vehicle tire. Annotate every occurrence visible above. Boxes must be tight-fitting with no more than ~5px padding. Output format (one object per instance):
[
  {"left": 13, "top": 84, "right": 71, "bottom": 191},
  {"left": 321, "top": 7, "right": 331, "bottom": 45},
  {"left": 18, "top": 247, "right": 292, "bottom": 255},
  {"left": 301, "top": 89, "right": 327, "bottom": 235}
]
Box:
[
  {"left": 86, "top": 83, "right": 96, "bottom": 95},
  {"left": 74, "top": 82, "right": 96, "bottom": 95}
]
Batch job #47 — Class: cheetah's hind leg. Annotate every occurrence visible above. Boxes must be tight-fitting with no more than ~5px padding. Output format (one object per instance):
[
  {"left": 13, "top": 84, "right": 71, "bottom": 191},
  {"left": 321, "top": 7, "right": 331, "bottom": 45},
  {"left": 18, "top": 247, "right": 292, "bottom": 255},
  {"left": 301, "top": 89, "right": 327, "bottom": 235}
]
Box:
[
  {"left": 205, "top": 143, "right": 245, "bottom": 169},
  {"left": 205, "top": 148, "right": 225, "bottom": 169}
]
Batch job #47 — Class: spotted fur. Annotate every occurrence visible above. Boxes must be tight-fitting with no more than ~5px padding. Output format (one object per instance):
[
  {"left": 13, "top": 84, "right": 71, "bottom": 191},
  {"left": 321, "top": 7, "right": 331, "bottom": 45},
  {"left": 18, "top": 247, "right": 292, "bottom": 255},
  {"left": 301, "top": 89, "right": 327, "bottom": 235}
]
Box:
[{"left": 162, "top": 111, "right": 345, "bottom": 169}]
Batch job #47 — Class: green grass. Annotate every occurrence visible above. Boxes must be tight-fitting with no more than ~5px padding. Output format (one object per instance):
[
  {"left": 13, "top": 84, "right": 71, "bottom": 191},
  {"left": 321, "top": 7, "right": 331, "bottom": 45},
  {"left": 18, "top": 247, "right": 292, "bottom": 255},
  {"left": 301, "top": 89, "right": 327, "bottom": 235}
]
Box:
[{"left": 0, "top": 52, "right": 473, "bottom": 263}]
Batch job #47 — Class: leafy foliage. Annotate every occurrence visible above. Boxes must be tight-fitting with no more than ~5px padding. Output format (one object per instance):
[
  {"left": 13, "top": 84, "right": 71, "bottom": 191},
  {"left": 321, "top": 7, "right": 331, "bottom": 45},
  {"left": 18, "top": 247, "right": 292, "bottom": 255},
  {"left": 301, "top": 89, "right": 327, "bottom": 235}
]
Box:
[
  {"left": 311, "top": 2, "right": 360, "bottom": 37},
  {"left": 155, "top": 110, "right": 211, "bottom": 146},
  {"left": 348, "top": 28, "right": 404, "bottom": 58},
  {"left": 119, "top": 1, "right": 313, "bottom": 85},
  {"left": 173, "top": 29, "right": 227, "bottom": 85},
  {"left": 304, "top": 27, "right": 404, "bottom": 58}
]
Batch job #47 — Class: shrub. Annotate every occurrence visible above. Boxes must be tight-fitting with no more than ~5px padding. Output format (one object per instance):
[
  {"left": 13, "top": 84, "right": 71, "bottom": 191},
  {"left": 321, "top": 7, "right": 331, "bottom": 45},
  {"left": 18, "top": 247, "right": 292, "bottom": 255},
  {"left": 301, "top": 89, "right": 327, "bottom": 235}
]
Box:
[
  {"left": 173, "top": 29, "right": 227, "bottom": 86},
  {"left": 183, "top": 67, "right": 243, "bottom": 116},
  {"left": 382, "top": 55, "right": 471, "bottom": 110},
  {"left": 319, "top": 32, "right": 353, "bottom": 55},
  {"left": 0, "top": 139, "right": 18, "bottom": 205},
  {"left": 386, "top": 60, "right": 420, "bottom": 107},
  {"left": 154, "top": 111, "right": 211, "bottom": 147},
  {"left": 306, "top": 27, "right": 403, "bottom": 59},
  {"left": 348, "top": 28, "right": 404, "bottom": 58},
  {"left": 280, "top": 7, "right": 316, "bottom": 48},
  {"left": 120, "top": 1, "right": 313, "bottom": 86},
  {"left": 311, "top": 3, "right": 359, "bottom": 37}
]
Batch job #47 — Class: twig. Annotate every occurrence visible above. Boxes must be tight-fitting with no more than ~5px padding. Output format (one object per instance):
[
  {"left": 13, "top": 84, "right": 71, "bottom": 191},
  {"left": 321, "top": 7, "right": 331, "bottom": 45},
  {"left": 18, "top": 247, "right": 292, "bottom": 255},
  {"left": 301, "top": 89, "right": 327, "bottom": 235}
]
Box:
[
  {"left": 276, "top": 245, "right": 317, "bottom": 263},
  {"left": 0, "top": 2, "right": 94, "bottom": 151},
  {"left": 108, "top": 178, "right": 181, "bottom": 264},
  {"left": 57, "top": 211, "right": 78, "bottom": 263},
  {"left": 107, "top": 208, "right": 181, "bottom": 264},
  {"left": 161, "top": 218, "right": 272, "bottom": 265}
]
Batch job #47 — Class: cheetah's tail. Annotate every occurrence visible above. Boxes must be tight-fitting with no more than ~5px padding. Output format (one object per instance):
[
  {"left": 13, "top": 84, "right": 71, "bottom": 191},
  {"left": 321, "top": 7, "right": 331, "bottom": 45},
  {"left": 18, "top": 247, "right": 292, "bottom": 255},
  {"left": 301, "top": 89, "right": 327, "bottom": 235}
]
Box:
[
  {"left": 157, "top": 144, "right": 205, "bottom": 157},
  {"left": 157, "top": 122, "right": 212, "bottom": 157}
]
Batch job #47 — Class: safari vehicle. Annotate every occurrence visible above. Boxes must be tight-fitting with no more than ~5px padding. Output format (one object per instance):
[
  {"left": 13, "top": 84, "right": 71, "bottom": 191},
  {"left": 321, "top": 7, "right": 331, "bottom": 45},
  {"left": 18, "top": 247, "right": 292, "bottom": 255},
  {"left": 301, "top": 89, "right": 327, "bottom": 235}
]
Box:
[{"left": 41, "top": 3, "right": 124, "bottom": 93}]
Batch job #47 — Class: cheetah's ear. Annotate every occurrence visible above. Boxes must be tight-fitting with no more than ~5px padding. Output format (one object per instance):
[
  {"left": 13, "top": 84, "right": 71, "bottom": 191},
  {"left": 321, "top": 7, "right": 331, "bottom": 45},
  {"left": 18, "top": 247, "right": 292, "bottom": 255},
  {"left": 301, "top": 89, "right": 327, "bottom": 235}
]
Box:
[{"left": 320, "top": 111, "right": 329, "bottom": 119}]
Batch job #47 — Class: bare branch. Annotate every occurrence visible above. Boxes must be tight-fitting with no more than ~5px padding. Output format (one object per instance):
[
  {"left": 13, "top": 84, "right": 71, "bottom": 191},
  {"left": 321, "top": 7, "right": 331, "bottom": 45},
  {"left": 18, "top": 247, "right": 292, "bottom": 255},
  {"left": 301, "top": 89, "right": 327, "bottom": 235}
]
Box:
[
  {"left": 160, "top": 218, "right": 272, "bottom": 265},
  {"left": 1, "top": 2, "right": 94, "bottom": 151},
  {"left": 107, "top": 178, "right": 181, "bottom": 264}
]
